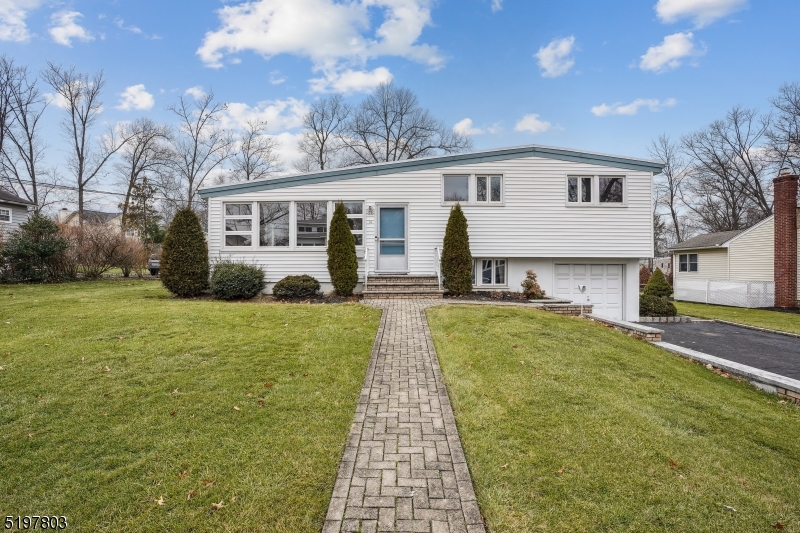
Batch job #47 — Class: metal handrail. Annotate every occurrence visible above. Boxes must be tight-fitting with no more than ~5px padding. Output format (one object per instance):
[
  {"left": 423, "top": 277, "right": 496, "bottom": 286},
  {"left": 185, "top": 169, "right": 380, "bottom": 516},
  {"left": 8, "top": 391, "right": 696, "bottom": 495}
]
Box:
[
  {"left": 364, "top": 246, "right": 369, "bottom": 292},
  {"left": 434, "top": 246, "right": 442, "bottom": 291}
]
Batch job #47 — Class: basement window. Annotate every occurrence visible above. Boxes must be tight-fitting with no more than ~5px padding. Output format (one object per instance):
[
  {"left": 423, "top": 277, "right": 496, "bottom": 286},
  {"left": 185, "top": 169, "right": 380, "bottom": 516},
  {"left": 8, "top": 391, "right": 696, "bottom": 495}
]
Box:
[
  {"left": 475, "top": 258, "right": 507, "bottom": 286},
  {"left": 678, "top": 253, "right": 698, "bottom": 272}
]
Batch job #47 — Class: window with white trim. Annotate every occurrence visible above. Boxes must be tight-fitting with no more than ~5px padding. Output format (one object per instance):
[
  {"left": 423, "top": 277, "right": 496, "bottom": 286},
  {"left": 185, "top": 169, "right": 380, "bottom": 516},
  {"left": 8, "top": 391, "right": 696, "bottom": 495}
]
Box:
[
  {"left": 224, "top": 203, "right": 253, "bottom": 247},
  {"left": 567, "top": 175, "right": 625, "bottom": 204},
  {"left": 473, "top": 258, "right": 506, "bottom": 286},
  {"left": 678, "top": 253, "right": 698, "bottom": 272},
  {"left": 0, "top": 208, "right": 10, "bottom": 223},
  {"left": 259, "top": 202, "right": 290, "bottom": 247},
  {"left": 476, "top": 176, "right": 502, "bottom": 203},
  {"left": 342, "top": 202, "right": 364, "bottom": 246},
  {"left": 443, "top": 175, "right": 469, "bottom": 202},
  {"left": 296, "top": 202, "right": 327, "bottom": 246}
]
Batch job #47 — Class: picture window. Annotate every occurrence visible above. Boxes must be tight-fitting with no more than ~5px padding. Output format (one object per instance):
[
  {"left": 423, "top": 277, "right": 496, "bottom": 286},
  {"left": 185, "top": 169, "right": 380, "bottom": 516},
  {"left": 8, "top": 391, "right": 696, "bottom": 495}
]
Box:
[
  {"left": 443, "top": 175, "right": 469, "bottom": 202},
  {"left": 259, "top": 202, "right": 290, "bottom": 247},
  {"left": 296, "top": 202, "right": 327, "bottom": 246}
]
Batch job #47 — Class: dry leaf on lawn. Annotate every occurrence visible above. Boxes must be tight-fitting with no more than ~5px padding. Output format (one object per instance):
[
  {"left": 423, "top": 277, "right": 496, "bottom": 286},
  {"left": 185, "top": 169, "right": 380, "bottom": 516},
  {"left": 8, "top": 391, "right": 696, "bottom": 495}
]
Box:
[
  {"left": 178, "top": 471, "right": 189, "bottom": 480},
  {"left": 773, "top": 523, "right": 786, "bottom": 531},
  {"left": 156, "top": 496, "right": 164, "bottom": 506},
  {"left": 187, "top": 490, "right": 195, "bottom": 501},
  {"left": 500, "top": 464, "right": 509, "bottom": 469},
  {"left": 557, "top": 467, "right": 565, "bottom": 474},
  {"left": 204, "top": 479, "right": 216, "bottom": 488},
  {"left": 104, "top": 366, "right": 111, "bottom": 372},
  {"left": 669, "top": 459, "right": 679, "bottom": 470},
  {"left": 211, "top": 501, "right": 225, "bottom": 511},
  {"left": 233, "top": 406, "right": 241, "bottom": 411},
  {"left": 230, "top": 494, "right": 236, "bottom": 503},
  {"left": 264, "top": 382, "right": 273, "bottom": 388}
]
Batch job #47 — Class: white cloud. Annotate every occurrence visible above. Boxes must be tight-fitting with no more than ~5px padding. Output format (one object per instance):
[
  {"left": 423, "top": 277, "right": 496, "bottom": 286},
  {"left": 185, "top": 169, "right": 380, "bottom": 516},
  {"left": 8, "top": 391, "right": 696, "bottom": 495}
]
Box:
[
  {"left": 656, "top": 0, "right": 747, "bottom": 27},
  {"left": 639, "top": 32, "right": 704, "bottom": 73},
  {"left": 116, "top": 84, "right": 155, "bottom": 111},
  {"left": 309, "top": 67, "right": 393, "bottom": 94},
  {"left": 0, "top": 0, "right": 42, "bottom": 42},
  {"left": 514, "top": 114, "right": 552, "bottom": 134},
  {"left": 453, "top": 118, "right": 484, "bottom": 136},
  {"left": 591, "top": 98, "right": 677, "bottom": 117},
  {"left": 269, "top": 70, "right": 286, "bottom": 85},
  {"left": 197, "top": 0, "right": 443, "bottom": 92},
  {"left": 49, "top": 11, "right": 93, "bottom": 46},
  {"left": 535, "top": 36, "right": 576, "bottom": 78},
  {"left": 43, "top": 91, "right": 69, "bottom": 109},
  {"left": 184, "top": 86, "right": 207, "bottom": 100},
  {"left": 221, "top": 98, "right": 310, "bottom": 133},
  {"left": 491, "top": 0, "right": 502, "bottom": 12},
  {"left": 114, "top": 17, "right": 142, "bottom": 34}
]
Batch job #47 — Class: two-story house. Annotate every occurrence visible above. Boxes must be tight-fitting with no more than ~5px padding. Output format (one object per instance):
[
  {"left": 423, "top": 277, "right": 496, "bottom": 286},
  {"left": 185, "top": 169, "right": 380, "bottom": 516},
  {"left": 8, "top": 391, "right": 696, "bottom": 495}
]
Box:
[{"left": 199, "top": 144, "right": 664, "bottom": 321}]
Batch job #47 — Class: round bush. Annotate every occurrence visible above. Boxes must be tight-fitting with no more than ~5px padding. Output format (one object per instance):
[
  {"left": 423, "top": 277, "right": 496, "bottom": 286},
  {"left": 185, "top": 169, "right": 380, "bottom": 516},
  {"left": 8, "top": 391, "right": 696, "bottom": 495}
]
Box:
[
  {"left": 272, "top": 274, "right": 321, "bottom": 299},
  {"left": 640, "top": 294, "right": 678, "bottom": 317},
  {"left": 210, "top": 261, "right": 265, "bottom": 300},
  {"left": 642, "top": 268, "right": 672, "bottom": 298}
]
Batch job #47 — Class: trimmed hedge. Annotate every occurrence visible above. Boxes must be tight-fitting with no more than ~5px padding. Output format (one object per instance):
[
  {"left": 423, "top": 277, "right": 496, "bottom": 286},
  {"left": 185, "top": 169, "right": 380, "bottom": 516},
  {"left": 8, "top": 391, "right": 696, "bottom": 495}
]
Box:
[
  {"left": 273, "top": 274, "right": 321, "bottom": 299},
  {"left": 441, "top": 203, "right": 473, "bottom": 296},
  {"left": 327, "top": 202, "right": 358, "bottom": 296},
  {"left": 640, "top": 294, "right": 678, "bottom": 317},
  {"left": 210, "top": 261, "right": 265, "bottom": 300},
  {"left": 160, "top": 208, "right": 209, "bottom": 297},
  {"left": 643, "top": 268, "right": 673, "bottom": 298}
]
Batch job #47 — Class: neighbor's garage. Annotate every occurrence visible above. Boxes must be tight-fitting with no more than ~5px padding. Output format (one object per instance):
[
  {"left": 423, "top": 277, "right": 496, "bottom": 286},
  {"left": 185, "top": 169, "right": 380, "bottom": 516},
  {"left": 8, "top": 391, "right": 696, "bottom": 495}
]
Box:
[{"left": 555, "top": 264, "right": 623, "bottom": 320}]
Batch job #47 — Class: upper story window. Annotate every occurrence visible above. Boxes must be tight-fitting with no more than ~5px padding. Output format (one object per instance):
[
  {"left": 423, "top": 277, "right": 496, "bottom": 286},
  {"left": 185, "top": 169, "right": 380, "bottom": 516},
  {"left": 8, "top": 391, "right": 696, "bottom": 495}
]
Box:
[
  {"left": 477, "top": 176, "right": 502, "bottom": 203},
  {"left": 342, "top": 202, "right": 364, "bottom": 246},
  {"left": 678, "top": 253, "right": 698, "bottom": 272},
  {"left": 296, "top": 202, "right": 327, "bottom": 246},
  {"left": 259, "top": 202, "right": 290, "bottom": 247},
  {"left": 0, "top": 208, "right": 10, "bottom": 223},
  {"left": 443, "top": 175, "right": 469, "bottom": 202},
  {"left": 567, "top": 175, "right": 625, "bottom": 205},
  {"left": 224, "top": 203, "right": 253, "bottom": 247}
]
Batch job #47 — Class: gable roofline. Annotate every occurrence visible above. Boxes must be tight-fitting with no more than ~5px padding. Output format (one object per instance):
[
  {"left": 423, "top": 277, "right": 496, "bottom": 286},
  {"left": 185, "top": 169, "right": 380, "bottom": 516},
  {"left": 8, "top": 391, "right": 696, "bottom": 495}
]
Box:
[
  {"left": 668, "top": 216, "right": 775, "bottom": 252},
  {"left": 0, "top": 189, "right": 35, "bottom": 207},
  {"left": 198, "top": 143, "right": 665, "bottom": 199},
  {"left": 722, "top": 215, "right": 774, "bottom": 246}
]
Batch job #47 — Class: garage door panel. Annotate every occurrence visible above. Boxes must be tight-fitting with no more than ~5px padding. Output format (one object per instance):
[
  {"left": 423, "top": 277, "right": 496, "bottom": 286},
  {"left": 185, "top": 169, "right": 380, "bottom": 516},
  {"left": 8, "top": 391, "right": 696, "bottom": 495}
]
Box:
[{"left": 555, "top": 263, "right": 624, "bottom": 320}]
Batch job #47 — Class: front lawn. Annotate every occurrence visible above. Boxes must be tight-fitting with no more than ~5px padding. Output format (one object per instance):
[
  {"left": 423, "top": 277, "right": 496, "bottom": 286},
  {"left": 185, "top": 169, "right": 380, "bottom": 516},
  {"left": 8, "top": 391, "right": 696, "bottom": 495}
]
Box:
[
  {"left": 0, "top": 281, "right": 381, "bottom": 533},
  {"left": 428, "top": 305, "right": 800, "bottom": 533},
  {"left": 675, "top": 301, "right": 800, "bottom": 335}
]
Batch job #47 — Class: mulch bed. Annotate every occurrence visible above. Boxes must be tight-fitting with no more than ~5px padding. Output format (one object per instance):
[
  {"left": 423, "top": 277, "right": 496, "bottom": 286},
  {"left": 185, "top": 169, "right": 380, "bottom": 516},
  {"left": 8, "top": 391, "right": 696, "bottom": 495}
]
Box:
[{"left": 444, "top": 291, "right": 529, "bottom": 302}]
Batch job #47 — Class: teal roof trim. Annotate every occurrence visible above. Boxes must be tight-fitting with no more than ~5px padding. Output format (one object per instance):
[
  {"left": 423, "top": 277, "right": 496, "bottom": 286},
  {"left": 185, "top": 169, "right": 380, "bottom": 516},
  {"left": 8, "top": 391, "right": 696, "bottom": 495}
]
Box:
[{"left": 198, "top": 144, "right": 665, "bottom": 199}]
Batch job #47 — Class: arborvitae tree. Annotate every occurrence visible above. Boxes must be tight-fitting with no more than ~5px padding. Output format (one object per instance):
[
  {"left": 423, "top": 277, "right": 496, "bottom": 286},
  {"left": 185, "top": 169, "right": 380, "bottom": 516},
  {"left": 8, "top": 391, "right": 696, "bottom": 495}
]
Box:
[
  {"left": 327, "top": 202, "right": 358, "bottom": 296},
  {"left": 441, "top": 203, "right": 472, "bottom": 296},
  {"left": 160, "top": 208, "right": 209, "bottom": 297},
  {"left": 642, "top": 267, "right": 673, "bottom": 298}
]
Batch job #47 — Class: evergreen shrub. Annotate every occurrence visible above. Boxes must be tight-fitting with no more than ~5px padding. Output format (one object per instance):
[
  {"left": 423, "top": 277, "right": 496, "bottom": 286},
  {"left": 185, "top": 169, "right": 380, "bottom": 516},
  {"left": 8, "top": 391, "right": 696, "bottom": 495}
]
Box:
[
  {"left": 273, "top": 275, "right": 320, "bottom": 299},
  {"left": 160, "top": 208, "right": 209, "bottom": 297},
  {"left": 643, "top": 268, "right": 673, "bottom": 298},
  {"left": 521, "top": 270, "right": 546, "bottom": 299},
  {"left": 327, "top": 202, "right": 358, "bottom": 296},
  {"left": 210, "top": 260, "right": 265, "bottom": 300},
  {"left": 640, "top": 294, "right": 678, "bottom": 317},
  {"left": 440, "top": 204, "right": 472, "bottom": 296},
  {"left": 0, "top": 214, "right": 68, "bottom": 283}
]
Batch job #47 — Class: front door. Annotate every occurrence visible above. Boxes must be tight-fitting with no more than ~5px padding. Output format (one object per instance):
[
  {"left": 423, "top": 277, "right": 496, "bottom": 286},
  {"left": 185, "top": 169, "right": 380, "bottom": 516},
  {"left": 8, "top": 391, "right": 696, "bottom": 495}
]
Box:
[{"left": 376, "top": 205, "right": 408, "bottom": 272}]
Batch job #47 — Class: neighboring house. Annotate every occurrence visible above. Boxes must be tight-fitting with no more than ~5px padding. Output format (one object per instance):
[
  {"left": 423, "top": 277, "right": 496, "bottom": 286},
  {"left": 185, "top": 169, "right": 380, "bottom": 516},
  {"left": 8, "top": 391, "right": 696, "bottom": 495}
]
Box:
[
  {"left": 670, "top": 170, "right": 800, "bottom": 308},
  {"left": 57, "top": 208, "right": 138, "bottom": 238},
  {"left": 640, "top": 256, "right": 672, "bottom": 276},
  {"left": 199, "top": 144, "right": 665, "bottom": 321},
  {"left": 0, "top": 189, "right": 34, "bottom": 235}
]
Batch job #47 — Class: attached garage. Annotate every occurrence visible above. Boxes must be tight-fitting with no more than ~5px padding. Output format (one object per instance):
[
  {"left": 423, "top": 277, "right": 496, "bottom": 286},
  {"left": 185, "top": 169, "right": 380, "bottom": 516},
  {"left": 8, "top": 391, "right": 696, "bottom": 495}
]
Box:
[{"left": 554, "top": 264, "right": 624, "bottom": 320}]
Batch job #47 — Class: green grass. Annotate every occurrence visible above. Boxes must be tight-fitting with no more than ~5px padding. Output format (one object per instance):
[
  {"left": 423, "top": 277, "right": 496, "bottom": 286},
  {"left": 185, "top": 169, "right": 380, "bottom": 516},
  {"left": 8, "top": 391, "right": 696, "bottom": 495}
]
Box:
[
  {"left": 675, "top": 301, "right": 800, "bottom": 335},
  {"left": 428, "top": 305, "right": 800, "bottom": 533},
  {"left": 0, "top": 281, "right": 381, "bottom": 532}
]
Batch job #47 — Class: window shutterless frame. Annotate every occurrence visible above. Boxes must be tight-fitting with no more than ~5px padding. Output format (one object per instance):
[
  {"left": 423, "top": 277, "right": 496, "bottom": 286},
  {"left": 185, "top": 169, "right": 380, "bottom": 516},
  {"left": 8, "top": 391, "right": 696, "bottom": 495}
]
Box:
[
  {"left": 678, "top": 253, "right": 698, "bottom": 272},
  {"left": 0, "top": 207, "right": 10, "bottom": 223},
  {"left": 566, "top": 174, "right": 628, "bottom": 206},
  {"left": 223, "top": 202, "right": 255, "bottom": 248}
]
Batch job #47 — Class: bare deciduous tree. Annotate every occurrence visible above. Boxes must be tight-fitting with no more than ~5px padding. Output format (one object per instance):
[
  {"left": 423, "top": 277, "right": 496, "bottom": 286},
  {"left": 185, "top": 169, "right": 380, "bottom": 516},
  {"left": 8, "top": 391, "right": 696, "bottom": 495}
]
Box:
[
  {"left": 167, "top": 90, "right": 233, "bottom": 208},
  {"left": 42, "top": 62, "right": 134, "bottom": 222},
  {"left": 648, "top": 134, "right": 688, "bottom": 243},
  {"left": 681, "top": 106, "right": 772, "bottom": 232},
  {"left": 227, "top": 119, "right": 282, "bottom": 182},
  {"left": 294, "top": 94, "right": 350, "bottom": 172},
  {"left": 340, "top": 82, "right": 473, "bottom": 165},
  {"left": 0, "top": 55, "right": 14, "bottom": 161},
  {"left": 767, "top": 81, "right": 800, "bottom": 174},
  {"left": 113, "top": 118, "right": 172, "bottom": 229}
]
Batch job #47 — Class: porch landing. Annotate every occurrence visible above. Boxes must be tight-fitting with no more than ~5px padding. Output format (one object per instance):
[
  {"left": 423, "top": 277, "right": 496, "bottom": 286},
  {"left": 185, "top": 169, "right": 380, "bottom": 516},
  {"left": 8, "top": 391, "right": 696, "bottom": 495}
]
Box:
[{"left": 363, "top": 275, "right": 444, "bottom": 299}]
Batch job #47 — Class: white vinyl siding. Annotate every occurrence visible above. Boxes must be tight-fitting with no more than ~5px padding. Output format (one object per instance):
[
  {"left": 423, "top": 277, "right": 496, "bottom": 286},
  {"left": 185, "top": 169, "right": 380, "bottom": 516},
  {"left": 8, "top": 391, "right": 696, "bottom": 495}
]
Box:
[
  {"left": 206, "top": 155, "right": 652, "bottom": 290},
  {"left": 728, "top": 217, "right": 774, "bottom": 282},
  {"left": 0, "top": 203, "right": 30, "bottom": 234},
  {"left": 673, "top": 248, "right": 729, "bottom": 282}
]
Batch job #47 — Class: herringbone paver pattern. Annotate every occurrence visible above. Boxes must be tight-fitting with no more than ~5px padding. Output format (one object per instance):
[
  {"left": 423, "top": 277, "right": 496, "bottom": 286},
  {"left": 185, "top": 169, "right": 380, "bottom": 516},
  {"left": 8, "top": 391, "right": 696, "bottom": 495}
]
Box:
[{"left": 323, "top": 299, "right": 485, "bottom": 533}]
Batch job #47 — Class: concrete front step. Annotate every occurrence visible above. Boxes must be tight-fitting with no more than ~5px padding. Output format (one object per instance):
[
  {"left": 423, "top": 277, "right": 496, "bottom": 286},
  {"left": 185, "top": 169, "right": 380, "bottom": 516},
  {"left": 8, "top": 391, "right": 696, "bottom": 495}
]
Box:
[
  {"left": 363, "top": 289, "right": 444, "bottom": 299},
  {"left": 368, "top": 276, "right": 438, "bottom": 283}
]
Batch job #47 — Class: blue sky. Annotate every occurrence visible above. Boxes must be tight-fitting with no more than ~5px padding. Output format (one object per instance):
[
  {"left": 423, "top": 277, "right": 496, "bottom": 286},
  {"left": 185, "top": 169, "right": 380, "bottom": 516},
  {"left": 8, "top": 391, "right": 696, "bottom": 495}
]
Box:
[{"left": 1, "top": 0, "right": 798, "bottom": 189}]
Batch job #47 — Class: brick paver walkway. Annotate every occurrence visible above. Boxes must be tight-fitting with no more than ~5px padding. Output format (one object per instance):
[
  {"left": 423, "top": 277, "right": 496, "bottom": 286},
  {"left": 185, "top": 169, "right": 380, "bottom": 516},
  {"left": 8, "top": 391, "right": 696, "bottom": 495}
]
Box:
[{"left": 323, "top": 299, "right": 485, "bottom": 533}]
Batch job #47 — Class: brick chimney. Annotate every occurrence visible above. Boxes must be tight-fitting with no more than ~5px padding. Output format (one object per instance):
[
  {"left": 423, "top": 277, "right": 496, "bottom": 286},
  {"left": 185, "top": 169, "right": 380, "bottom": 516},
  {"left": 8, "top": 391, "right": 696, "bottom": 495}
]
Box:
[{"left": 774, "top": 169, "right": 799, "bottom": 307}]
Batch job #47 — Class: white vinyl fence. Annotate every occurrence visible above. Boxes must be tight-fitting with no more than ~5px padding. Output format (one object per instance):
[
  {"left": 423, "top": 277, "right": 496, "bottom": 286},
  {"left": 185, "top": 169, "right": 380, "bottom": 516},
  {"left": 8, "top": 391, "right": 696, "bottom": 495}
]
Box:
[{"left": 674, "top": 279, "right": 775, "bottom": 308}]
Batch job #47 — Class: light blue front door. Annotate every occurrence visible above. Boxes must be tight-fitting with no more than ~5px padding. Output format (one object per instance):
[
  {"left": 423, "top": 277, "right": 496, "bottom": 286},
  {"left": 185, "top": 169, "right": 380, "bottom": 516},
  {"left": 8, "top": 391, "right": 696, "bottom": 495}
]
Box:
[{"left": 377, "top": 206, "right": 408, "bottom": 272}]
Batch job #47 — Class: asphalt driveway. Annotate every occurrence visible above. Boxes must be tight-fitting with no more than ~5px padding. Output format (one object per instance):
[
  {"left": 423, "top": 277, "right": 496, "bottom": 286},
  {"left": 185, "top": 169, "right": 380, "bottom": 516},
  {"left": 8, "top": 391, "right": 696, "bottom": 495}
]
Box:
[{"left": 658, "top": 321, "right": 800, "bottom": 380}]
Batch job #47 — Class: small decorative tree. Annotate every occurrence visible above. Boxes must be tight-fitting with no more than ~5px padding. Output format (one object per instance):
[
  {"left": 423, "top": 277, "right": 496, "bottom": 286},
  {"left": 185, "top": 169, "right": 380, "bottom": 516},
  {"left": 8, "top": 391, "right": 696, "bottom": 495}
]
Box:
[
  {"left": 521, "top": 270, "right": 546, "bottom": 299},
  {"left": 639, "top": 264, "right": 651, "bottom": 286},
  {"left": 441, "top": 203, "right": 472, "bottom": 296},
  {"left": 642, "top": 267, "right": 672, "bottom": 298},
  {"left": 160, "top": 208, "right": 209, "bottom": 297},
  {"left": 0, "top": 214, "right": 68, "bottom": 282},
  {"left": 327, "top": 202, "right": 359, "bottom": 296}
]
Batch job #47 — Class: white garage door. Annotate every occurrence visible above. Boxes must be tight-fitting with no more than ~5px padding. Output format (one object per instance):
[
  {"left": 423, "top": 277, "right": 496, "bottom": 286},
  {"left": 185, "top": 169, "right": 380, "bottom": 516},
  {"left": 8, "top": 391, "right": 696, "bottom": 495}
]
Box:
[{"left": 555, "top": 264, "right": 624, "bottom": 320}]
